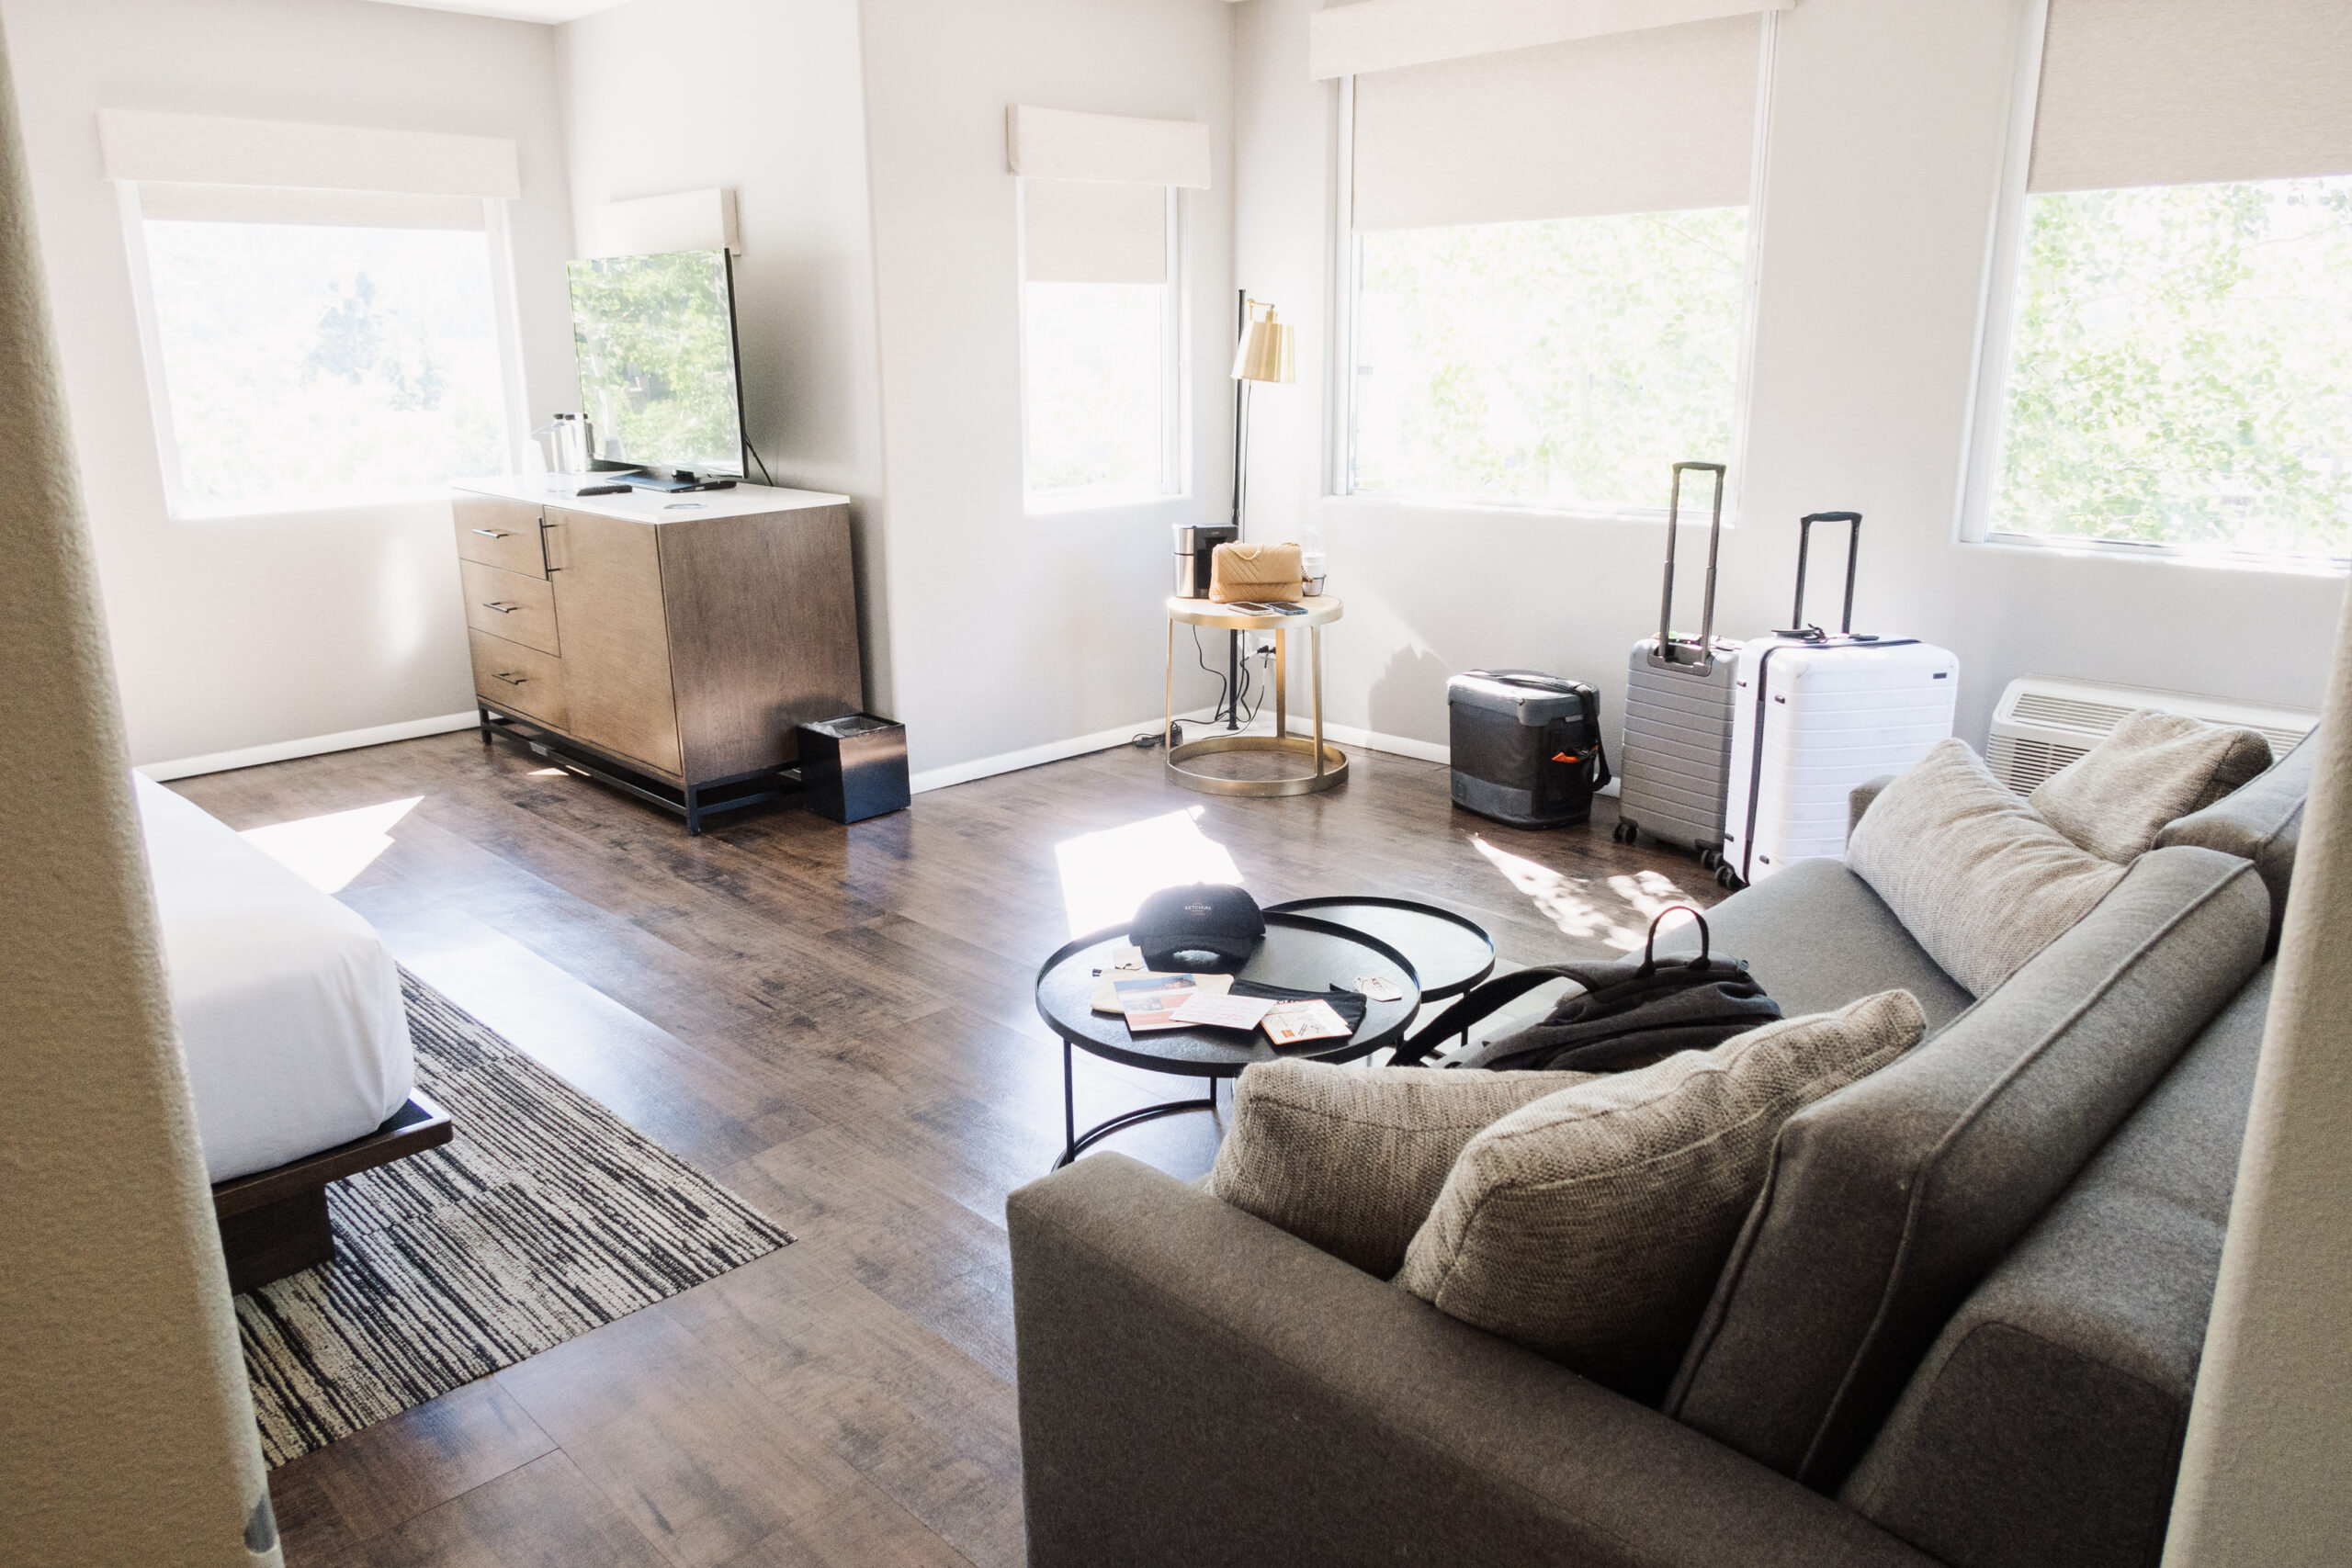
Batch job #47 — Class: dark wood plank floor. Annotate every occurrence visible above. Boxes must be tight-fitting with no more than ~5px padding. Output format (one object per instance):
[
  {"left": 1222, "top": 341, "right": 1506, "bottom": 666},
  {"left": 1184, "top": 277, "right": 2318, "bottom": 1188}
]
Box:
[{"left": 175, "top": 728, "right": 1716, "bottom": 1568}]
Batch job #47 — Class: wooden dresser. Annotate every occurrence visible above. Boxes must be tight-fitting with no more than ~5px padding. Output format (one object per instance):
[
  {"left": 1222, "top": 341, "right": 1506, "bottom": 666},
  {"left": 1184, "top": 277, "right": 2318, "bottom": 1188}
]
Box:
[{"left": 449, "top": 477, "right": 863, "bottom": 833}]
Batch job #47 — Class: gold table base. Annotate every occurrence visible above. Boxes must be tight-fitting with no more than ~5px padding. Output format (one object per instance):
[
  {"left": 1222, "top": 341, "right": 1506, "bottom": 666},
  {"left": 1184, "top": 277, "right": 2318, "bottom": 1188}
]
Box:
[{"left": 1163, "top": 596, "right": 1347, "bottom": 797}]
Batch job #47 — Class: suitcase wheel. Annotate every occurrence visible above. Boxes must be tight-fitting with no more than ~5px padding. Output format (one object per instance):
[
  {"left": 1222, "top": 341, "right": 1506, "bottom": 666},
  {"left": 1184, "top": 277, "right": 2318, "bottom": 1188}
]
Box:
[
  {"left": 1698, "top": 847, "right": 1722, "bottom": 872},
  {"left": 1716, "top": 864, "right": 1745, "bottom": 892},
  {"left": 1612, "top": 819, "right": 1639, "bottom": 845}
]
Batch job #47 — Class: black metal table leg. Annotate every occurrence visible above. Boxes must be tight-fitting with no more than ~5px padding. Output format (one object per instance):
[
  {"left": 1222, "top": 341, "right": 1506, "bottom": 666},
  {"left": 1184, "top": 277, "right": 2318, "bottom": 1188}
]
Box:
[{"left": 1052, "top": 1038, "right": 1221, "bottom": 1171}]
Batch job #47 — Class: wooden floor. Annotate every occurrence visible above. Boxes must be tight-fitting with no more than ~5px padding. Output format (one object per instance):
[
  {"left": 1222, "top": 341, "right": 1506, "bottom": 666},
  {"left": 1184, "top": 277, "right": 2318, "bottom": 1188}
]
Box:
[{"left": 175, "top": 728, "right": 1716, "bottom": 1568}]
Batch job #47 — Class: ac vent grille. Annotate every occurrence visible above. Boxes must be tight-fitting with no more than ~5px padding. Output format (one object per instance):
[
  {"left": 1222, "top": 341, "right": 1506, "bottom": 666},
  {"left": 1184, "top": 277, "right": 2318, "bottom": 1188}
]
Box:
[
  {"left": 1987, "top": 734, "right": 2089, "bottom": 795},
  {"left": 2009, "top": 693, "right": 2138, "bottom": 736}
]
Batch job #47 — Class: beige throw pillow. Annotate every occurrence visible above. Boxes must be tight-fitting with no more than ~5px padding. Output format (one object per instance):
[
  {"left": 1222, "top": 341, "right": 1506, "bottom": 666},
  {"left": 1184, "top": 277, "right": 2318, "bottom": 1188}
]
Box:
[
  {"left": 1396, "top": 992, "right": 1926, "bottom": 1394},
  {"left": 2031, "top": 708, "right": 2272, "bottom": 863},
  {"left": 1847, "top": 739, "right": 2126, "bottom": 996},
  {"left": 1212, "top": 1062, "right": 1589, "bottom": 1278}
]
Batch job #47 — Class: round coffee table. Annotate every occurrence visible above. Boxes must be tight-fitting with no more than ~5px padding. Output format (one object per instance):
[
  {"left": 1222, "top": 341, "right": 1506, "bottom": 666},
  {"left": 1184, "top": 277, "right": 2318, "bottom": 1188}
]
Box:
[{"left": 1035, "top": 911, "right": 1421, "bottom": 1168}]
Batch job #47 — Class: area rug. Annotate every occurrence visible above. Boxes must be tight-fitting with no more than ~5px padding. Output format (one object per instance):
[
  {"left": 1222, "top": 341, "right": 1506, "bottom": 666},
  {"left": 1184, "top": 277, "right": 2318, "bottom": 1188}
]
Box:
[{"left": 237, "top": 972, "right": 795, "bottom": 1466}]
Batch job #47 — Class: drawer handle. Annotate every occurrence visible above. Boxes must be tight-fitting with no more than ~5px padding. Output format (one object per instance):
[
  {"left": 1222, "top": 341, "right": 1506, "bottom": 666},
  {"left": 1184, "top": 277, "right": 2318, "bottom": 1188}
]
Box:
[
  {"left": 492, "top": 671, "right": 527, "bottom": 685},
  {"left": 471, "top": 527, "right": 511, "bottom": 538},
  {"left": 481, "top": 601, "right": 521, "bottom": 614}
]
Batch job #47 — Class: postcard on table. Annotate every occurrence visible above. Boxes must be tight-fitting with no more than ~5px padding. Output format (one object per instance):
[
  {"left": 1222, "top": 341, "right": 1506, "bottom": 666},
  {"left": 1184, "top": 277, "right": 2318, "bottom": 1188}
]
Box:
[
  {"left": 1169, "top": 992, "right": 1277, "bottom": 1032},
  {"left": 1261, "top": 998, "right": 1353, "bottom": 1046},
  {"left": 1094, "top": 969, "right": 1234, "bottom": 1015},
  {"left": 1116, "top": 974, "right": 1235, "bottom": 1032}
]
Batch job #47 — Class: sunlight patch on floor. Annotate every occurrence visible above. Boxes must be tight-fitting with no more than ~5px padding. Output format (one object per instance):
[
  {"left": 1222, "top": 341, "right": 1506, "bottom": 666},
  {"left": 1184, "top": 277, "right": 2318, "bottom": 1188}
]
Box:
[
  {"left": 1472, "top": 838, "right": 1699, "bottom": 951},
  {"left": 1055, "top": 806, "right": 1243, "bottom": 936},
  {"left": 240, "top": 797, "right": 423, "bottom": 893}
]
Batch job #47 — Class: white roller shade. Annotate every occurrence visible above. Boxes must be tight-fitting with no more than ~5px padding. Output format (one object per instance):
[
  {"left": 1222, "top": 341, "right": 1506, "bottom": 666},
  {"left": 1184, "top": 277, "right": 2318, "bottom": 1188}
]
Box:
[
  {"left": 1351, "top": 12, "right": 1761, "bottom": 231},
  {"left": 135, "top": 184, "right": 485, "bottom": 231},
  {"left": 1005, "top": 105, "right": 1211, "bottom": 189},
  {"left": 1022, "top": 179, "right": 1166, "bottom": 285},
  {"left": 2030, "top": 0, "right": 2352, "bottom": 193},
  {"left": 97, "top": 109, "right": 520, "bottom": 199},
  {"left": 1311, "top": 0, "right": 1790, "bottom": 81}
]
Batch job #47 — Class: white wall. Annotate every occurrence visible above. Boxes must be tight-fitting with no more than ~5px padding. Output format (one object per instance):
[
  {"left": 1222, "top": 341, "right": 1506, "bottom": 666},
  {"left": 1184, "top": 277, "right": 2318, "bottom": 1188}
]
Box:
[
  {"left": 857, "top": 0, "right": 1234, "bottom": 776},
  {"left": 1234, "top": 0, "right": 2346, "bottom": 760},
  {"left": 1, "top": 0, "right": 578, "bottom": 770},
  {"left": 557, "top": 0, "right": 899, "bottom": 718}
]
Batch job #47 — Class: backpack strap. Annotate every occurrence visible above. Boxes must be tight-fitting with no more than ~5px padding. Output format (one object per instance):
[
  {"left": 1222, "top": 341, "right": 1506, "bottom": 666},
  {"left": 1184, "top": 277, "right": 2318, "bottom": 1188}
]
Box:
[
  {"left": 1577, "top": 684, "right": 1612, "bottom": 791},
  {"left": 1389, "top": 963, "right": 1592, "bottom": 1067}
]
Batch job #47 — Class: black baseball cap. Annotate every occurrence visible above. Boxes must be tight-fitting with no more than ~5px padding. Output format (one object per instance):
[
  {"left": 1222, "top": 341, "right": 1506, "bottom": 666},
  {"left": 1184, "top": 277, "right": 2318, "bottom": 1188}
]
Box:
[{"left": 1130, "top": 883, "right": 1265, "bottom": 971}]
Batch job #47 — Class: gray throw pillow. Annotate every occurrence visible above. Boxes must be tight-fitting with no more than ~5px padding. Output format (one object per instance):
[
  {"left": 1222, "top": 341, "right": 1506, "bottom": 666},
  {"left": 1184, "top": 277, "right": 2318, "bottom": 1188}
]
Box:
[
  {"left": 1848, "top": 739, "right": 2126, "bottom": 996},
  {"left": 1211, "top": 1061, "right": 1587, "bottom": 1278},
  {"left": 2031, "top": 708, "right": 2272, "bottom": 863},
  {"left": 1396, "top": 991, "right": 1926, "bottom": 1395}
]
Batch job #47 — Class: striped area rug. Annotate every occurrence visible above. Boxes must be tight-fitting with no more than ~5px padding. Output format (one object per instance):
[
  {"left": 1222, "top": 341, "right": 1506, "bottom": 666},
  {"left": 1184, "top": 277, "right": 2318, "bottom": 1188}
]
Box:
[{"left": 237, "top": 973, "right": 794, "bottom": 1466}]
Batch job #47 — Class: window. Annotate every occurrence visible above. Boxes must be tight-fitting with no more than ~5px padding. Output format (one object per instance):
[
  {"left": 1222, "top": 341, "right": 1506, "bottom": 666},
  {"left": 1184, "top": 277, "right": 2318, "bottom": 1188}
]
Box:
[
  {"left": 1333, "top": 11, "right": 1768, "bottom": 514},
  {"left": 133, "top": 211, "right": 514, "bottom": 516},
  {"left": 1970, "top": 0, "right": 2352, "bottom": 565},
  {"left": 1019, "top": 180, "right": 1181, "bottom": 507},
  {"left": 1993, "top": 178, "right": 2352, "bottom": 558},
  {"left": 1351, "top": 209, "right": 1748, "bottom": 510},
  {"left": 98, "top": 110, "right": 526, "bottom": 517}
]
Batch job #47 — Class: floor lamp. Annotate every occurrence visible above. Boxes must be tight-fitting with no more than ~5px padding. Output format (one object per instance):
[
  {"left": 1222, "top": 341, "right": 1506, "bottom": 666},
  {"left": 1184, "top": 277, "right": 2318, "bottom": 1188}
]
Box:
[{"left": 1216, "top": 290, "right": 1296, "bottom": 731}]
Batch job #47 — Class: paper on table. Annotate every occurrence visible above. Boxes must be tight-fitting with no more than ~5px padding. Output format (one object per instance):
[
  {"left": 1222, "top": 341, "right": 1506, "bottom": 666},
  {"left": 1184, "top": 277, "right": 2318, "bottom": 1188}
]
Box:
[
  {"left": 1116, "top": 974, "right": 1249, "bottom": 1032},
  {"left": 1092, "top": 969, "right": 1234, "bottom": 1014},
  {"left": 1262, "top": 998, "right": 1353, "bottom": 1045},
  {"left": 1356, "top": 975, "right": 1406, "bottom": 1003},
  {"left": 1169, "top": 992, "right": 1277, "bottom": 1032}
]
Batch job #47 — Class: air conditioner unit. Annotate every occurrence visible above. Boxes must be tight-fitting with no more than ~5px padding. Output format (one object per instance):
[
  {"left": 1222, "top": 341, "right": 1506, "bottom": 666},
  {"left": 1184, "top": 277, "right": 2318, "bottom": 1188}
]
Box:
[{"left": 1985, "top": 677, "right": 2319, "bottom": 796}]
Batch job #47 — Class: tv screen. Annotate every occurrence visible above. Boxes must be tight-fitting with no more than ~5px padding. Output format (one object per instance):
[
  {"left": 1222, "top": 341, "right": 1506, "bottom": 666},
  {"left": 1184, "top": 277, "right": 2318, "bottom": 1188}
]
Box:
[{"left": 566, "top": 248, "right": 744, "bottom": 478}]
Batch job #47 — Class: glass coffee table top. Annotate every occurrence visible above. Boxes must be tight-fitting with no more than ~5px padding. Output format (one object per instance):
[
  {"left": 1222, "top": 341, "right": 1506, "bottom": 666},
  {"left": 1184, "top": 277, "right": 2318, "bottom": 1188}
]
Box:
[{"left": 1262, "top": 896, "right": 1497, "bottom": 1000}]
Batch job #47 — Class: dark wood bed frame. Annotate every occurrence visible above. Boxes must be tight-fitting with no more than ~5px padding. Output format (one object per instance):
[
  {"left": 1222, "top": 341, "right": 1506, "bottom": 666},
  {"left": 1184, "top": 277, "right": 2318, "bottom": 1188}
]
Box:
[{"left": 210, "top": 1094, "right": 454, "bottom": 1295}]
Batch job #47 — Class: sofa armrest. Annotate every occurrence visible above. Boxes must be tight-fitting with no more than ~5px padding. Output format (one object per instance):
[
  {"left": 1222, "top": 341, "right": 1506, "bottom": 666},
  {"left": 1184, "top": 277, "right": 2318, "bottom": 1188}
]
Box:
[
  {"left": 1008, "top": 1154, "right": 1940, "bottom": 1568},
  {"left": 1850, "top": 774, "right": 1897, "bottom": 837}
]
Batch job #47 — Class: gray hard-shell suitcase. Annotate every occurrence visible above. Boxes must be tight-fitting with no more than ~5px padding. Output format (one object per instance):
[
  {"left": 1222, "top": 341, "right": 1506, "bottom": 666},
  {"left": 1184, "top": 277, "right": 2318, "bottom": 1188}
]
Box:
[{"left": 1614, "top": 462, "right": 1741, "bottom": 866}]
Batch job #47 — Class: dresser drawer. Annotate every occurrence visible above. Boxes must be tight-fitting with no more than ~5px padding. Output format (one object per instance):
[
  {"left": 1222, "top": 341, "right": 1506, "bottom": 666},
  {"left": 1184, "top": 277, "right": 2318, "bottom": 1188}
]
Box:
[
  {"left": 469, "top": 629, "right": 569, "bottom": 730},
  {"left": 459, "top": 559, "right": 560, "bottom": 656},
  {"left": 453, "top": 496, "right": 548, "bottom": 579}
]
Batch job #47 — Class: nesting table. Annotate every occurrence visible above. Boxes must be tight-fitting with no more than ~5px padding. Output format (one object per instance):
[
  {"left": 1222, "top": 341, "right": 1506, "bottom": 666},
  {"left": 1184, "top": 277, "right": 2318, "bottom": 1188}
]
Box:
[
  {"left": 1032, "top": 897, "right": 1498, "bottom": 1170},
  {"left": 1163, "top": 595, "right": 1347, "bottom": 796}
]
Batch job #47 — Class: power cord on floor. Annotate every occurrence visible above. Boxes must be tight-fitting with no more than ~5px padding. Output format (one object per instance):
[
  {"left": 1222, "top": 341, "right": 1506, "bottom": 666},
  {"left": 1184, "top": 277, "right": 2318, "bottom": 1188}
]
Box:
[{"left": 1132, "top": 628, "right": 1269, "bottom": 750}]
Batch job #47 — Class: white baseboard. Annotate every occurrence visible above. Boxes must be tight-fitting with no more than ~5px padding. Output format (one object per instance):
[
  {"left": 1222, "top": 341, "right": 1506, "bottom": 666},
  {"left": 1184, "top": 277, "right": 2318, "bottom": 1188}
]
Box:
[
  {"left": 908, "top": 715, "right": 1180, "bottom": 795},
  {"left": 909, "top": 711, "right": 1451, "bottom": 795},
  {"left": 136, "top": 711, "right": 481, "bottom": 782}
]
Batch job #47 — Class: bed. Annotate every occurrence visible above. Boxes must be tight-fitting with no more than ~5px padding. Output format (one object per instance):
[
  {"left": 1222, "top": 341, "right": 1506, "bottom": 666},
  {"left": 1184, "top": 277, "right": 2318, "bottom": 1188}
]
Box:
[{"left": 134, "top": 774, "right": 451, "bottom": 1291}]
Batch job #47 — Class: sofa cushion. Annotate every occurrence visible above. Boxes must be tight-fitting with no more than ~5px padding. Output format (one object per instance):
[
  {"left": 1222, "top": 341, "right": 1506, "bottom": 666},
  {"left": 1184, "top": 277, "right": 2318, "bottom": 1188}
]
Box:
[
  {"left": 1210, "top": 1062, "right": 1586, "bottom": 1278},
  {"left": 1397, "top": 992, "right": 1924, "bottom": 1398},
  {"left": 1664, "top": 845, "right": 2268, "bottom": 1490},
  {"left": 1838, "top": 964, "right": 2271, "bottom": 1568},
  {"left": 1652, "top": 857, "right": 1974, "bottom": 1032},
  {"left": 1847, "top": 739, "right": 2126, "bottom": 996},
  {"left": 2031, "top": 709, "right": 2272, "bottom": 863},
  {"left": 2157, "top": 728, "right": 2316, "bottom": 953}
]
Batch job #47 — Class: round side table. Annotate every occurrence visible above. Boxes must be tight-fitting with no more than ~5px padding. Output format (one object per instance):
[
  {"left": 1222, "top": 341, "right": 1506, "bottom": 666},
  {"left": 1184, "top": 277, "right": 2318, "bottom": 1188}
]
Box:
[{"left": 1164, "top": 595, "right": 1347, "bottom": 796}]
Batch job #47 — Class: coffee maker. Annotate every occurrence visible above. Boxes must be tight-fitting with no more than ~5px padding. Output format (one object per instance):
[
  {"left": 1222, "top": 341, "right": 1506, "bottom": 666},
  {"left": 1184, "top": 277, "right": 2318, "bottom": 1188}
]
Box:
[{"left": 1172, "top": 524, "right": 1238, "bottom": 599}]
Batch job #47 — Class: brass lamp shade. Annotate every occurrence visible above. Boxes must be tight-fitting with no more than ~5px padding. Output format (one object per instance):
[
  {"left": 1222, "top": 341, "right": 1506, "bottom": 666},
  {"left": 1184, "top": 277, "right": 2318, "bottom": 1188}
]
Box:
[{"left": 1231, "top": 300, "right": 1295, "bottom": 384}]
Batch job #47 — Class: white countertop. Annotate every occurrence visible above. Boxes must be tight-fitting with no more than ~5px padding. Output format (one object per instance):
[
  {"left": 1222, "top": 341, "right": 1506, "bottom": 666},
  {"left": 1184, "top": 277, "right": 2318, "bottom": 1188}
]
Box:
[{"left": 454, "top": 473, "right": 851, "bottom": 524}]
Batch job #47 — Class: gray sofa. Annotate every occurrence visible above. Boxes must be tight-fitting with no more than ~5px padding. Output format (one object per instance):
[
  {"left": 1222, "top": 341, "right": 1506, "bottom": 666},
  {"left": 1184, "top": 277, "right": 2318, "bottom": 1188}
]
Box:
[{"left": 1006, "top": 738, "right": 2313, "bottom": 1568}]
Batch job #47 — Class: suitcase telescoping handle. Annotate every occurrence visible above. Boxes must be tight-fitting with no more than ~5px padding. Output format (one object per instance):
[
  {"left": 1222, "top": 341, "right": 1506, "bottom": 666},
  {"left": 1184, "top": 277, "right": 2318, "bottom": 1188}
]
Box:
[
  {"left": 1789, "top": 511, "right": 1862, "bottom": 637},
  {"left": 1657, "top": 462, "right": 1730, "bottom": 672}
]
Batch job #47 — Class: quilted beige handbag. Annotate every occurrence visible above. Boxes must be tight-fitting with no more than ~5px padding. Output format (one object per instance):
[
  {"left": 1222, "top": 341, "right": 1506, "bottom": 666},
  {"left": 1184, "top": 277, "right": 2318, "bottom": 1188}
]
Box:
[{"left": 1209, "top": 541, "right": 1306, "bottom": 603}]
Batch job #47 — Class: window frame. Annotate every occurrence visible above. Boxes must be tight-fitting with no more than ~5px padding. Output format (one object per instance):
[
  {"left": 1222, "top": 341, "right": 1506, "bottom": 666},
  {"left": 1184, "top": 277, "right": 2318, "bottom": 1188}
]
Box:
[
  {"left": 116, "top": 184, "right": 531, "bottom": 521},
  {"left": 1016, "top": 183, "right": 1190, "bottom": 516},
  {"left": 1324, "top": 22, "right": 1778, "bottom": 528},
  {"left": 1954, "top": 0, "right": 2352, "bottom": 574}
]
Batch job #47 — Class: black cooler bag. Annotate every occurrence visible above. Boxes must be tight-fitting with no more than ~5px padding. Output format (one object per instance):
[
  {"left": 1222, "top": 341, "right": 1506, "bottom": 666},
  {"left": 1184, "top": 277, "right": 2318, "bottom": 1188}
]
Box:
[{"left": 1447, "top": 670, "right": 1611, "bottom": 829}]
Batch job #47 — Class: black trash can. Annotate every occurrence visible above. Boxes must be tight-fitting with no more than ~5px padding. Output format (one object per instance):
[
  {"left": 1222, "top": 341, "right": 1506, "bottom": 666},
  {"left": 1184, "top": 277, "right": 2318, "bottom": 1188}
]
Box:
[
  {"left": 797, "top": 715, "right": 910, "bottom": 823},
  {"left": 1447, "top": 670, "right": 1609, "bottom": 829}
]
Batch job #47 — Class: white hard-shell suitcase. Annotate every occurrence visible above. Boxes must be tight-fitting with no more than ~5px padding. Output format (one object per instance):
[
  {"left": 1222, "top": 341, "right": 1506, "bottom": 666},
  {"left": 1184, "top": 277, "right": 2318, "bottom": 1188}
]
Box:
[
  {"left": 1719, "top": 513, "right": 1958, "bottom": 889},
  {"left": 1615, "top": 463, "right": 1743, "bottom": 865}
]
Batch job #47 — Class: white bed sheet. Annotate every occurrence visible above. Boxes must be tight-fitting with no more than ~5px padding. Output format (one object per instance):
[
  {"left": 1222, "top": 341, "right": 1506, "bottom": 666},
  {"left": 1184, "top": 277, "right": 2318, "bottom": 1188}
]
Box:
[{"left": 134, "top": 774, "right": 414, "bottom": 1183}]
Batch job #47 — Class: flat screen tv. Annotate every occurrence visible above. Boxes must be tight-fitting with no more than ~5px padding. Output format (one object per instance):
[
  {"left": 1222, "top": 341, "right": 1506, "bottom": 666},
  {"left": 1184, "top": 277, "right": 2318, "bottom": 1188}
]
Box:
[{"left": 566, "top": 247, "right": 745, "bottom": 489}]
